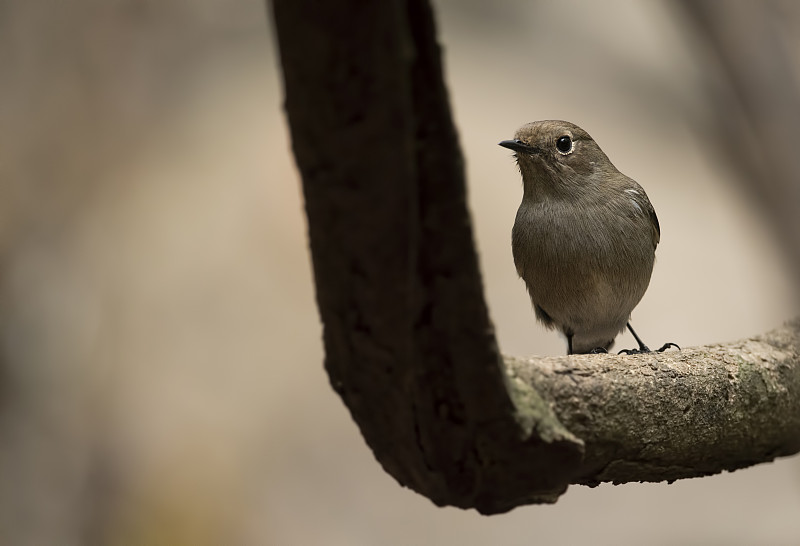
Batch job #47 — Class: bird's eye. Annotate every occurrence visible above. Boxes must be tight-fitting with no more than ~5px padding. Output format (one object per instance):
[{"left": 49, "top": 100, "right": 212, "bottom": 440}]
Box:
[{"left": 556, "top": 135, "right": 573, "bottom": 154}]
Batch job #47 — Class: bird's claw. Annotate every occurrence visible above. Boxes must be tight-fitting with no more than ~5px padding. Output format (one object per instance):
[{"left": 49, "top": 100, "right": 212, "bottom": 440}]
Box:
[
  {"left": 618, "top": 348, "right": 646, "bottom": 355},
  {"left": 618, "top": 342, "right": 680, "bottom": 355}
]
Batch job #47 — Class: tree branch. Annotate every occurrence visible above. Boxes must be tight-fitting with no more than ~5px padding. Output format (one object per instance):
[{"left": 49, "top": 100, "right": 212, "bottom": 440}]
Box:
[
  {"left": 271, "top": 0, "right": 800, "bottom": 514},
  {"left": 508, "top": 319, "right": 800, "bottom": 487}
]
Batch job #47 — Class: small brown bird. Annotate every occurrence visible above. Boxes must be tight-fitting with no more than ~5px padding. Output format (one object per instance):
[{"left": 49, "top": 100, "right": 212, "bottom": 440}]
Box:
[{"left": 500, "top": 120, "right": 677, "bottom": 355}]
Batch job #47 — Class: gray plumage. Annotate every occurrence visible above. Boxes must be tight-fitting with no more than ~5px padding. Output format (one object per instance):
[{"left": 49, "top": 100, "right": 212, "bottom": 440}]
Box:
[{"left": 500, "top": 120, "right": 660, "bottom": 354}]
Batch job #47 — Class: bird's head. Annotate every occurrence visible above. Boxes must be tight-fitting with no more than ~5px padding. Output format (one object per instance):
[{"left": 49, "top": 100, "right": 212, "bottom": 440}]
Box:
[{"left": 499, "top": 120, "right": 617, "bottom": 199}]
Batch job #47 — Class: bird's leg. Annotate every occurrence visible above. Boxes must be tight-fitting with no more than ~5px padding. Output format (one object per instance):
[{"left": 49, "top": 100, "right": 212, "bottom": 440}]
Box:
[
  {"left": 566, "top": 331, "right": 608, "bottom": 354},
  {"left": 618, "top": 322, "right": 680, "bottom": 355},
  {"left": 627, "top": 322, "right": 650, "bottom": 352}
]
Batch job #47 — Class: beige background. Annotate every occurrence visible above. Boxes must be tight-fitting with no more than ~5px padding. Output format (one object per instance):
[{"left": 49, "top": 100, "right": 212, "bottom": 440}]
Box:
[{"left": 1, "top": 1, "right": 798, "bottom": 544}]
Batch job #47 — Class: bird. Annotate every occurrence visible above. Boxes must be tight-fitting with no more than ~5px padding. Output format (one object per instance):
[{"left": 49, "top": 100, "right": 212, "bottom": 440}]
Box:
[{"left": 499, "top": 120, "right": 677, "bottom": 355}]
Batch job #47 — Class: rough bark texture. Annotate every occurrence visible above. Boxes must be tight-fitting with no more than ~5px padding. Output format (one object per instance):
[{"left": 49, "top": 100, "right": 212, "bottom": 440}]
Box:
[
  {"left": 508, "top": 319, "right": 800, "bottom": 486},
  {"left": 271, "top": 0, "right": 583, "bottom": 514},
  {"left": 271, "top": 0, "right": 800, "bottom": 514}
]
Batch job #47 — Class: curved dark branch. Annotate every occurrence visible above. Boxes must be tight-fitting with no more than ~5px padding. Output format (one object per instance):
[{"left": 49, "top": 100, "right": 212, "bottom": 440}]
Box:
[
  {"left": 271, "top": 0, "right": 583, "bottom": 514},
  {"left": 271, "top": 0, "right": 800, "bottom": 514}
]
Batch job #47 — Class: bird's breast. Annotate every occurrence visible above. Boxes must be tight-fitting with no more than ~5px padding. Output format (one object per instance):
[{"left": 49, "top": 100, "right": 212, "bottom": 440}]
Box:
[{"left": 511, "top": 198, "right": 655, "bottom": 327}]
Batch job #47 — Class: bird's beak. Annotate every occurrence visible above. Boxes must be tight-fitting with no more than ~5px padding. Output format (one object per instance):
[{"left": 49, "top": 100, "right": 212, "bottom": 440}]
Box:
[{"left": 499, "top": 139, "right": 536, "bottom": 154}]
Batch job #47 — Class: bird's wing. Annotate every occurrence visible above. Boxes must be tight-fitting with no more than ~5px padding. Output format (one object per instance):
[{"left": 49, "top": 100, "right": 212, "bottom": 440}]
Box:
[
  {"left": 648, "top": 202, "right": 661, "bottom": 247},
  {"left": 620, "top": 178, "right": 660, "bottom": 249}
]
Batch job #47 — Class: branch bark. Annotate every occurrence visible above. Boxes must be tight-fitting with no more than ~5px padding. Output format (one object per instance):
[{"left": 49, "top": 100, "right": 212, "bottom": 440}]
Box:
[
  {"left": 271, "top": 0, "right": 800, "bottom": 514},
  {"left": 508, "top": 320, "right": 800, "bottom": 486}
]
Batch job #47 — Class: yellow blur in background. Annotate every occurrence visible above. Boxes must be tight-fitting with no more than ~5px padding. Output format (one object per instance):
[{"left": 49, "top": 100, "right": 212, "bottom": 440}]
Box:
[{"left": 0, "top": 1, "right": 798, "bottom": 544}]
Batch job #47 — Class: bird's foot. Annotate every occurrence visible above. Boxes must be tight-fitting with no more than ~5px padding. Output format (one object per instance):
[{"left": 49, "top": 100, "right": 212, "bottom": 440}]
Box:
[
  {"left": 589, "top": 347, "right": 608, "bottom": 354},
  {"left": 618, "top": 342, "right": 680, "bottom": 355}
]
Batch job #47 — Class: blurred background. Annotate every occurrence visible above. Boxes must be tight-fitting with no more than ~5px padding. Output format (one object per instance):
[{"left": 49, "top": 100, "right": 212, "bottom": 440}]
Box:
[{"left": 1, "top": 0, "right": 798, "bottom": 544}]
